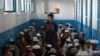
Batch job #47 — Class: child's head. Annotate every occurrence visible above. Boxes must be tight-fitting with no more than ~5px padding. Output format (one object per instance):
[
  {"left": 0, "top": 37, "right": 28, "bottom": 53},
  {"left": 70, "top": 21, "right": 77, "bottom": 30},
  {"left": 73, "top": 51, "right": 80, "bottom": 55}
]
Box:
[
  {"left": 47, "top": 14, "right": 54, "bottom": 22},
  {"left": 80, "top": 32, "right": 85, "bottom": 39}
]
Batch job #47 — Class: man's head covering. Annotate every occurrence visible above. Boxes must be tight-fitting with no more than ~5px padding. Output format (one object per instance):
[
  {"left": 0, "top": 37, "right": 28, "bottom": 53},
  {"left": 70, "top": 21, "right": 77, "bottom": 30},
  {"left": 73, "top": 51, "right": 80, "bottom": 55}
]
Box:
[
  {"left": 33, "top": 45, "right": 40, "bottom": 49},
  {"left": 67, "top": 27, "right": 73, "bottom": 31},
  {"left": 66, "top": 38, "right": 71, "bottom": 42},
  {"left": 33, "top": 37, "right": 38, "bottom": 41},
  {"left": 75, "top": 43, "right": 80, "bottom": 47},
  {"left": 20, "top": 32, "right": 24, "bottom": 35},
  {"left": 9, "top": 38, "right": 14, "bottom": 42},
  {"left": 29, "top": 26, "right": 34, "bottom": 29},
  {"left": 89, "top": 40, "right": 99, "bottom": 44},
  {"left": 60, "top": 34, "right": 64, "bottom": 37},
  {"left": 46, "top": 44, "right": 52, "bottom": 48},
  {"left": 65, "top": 30, "right": 69, "bottom": 33},
  {"left": 26, "top": 45, "right": 32, "bottom": 50},
  {"left": 74, "top": 39, "right": 79, "bottom": 43},
  {"left": 67, "top": 43, "right": 73, "bottom": 48},
  {"left": 49, "top": 48, "right": 56, "bottom": 53},
  {"left": 61, "top": 28, "right": 65, "bottom": 31},
  {"left": 58, "top": 24, "right": 63, "bottom": 27},
  {"left": 66, "top": 23, "right": 72, "bottom": 27},
  {"left": 36, "top": 33, "right": 41, "bottom": 37},
  {"left": 77, "top": 51, "right": 89, "bottom": 56}
]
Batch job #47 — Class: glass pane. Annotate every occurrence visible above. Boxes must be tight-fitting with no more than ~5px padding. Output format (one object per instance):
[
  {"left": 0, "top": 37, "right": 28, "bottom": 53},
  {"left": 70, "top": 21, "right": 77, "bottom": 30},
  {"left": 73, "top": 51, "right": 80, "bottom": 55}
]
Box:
[
  {"left": 21, "top": 0, "right": 25, "bottom": 11},
  {"left": 4, "top": 0, "right": 16, "bottom": 11},
  {"left": 31, "top": 1, "right": 35, "bottom": 12}
]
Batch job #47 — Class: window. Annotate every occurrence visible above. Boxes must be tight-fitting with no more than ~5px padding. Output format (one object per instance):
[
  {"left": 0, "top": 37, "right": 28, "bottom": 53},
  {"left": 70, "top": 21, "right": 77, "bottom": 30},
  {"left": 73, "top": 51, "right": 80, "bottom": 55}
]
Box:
[
  {"left": 16, "top": 0, "right": 20, "bottom": 13},
  {"left": 26, "top": 0, "right": 30, "bottom": 12},
  {"left": 31, "top": 1, "right": 35, "bottom": 13},
  {"left": 21, "top": 0, "right": 25, "bottom": 12},
  {"left": 4, "top": 0, "right": 16, "bottom": 12}
]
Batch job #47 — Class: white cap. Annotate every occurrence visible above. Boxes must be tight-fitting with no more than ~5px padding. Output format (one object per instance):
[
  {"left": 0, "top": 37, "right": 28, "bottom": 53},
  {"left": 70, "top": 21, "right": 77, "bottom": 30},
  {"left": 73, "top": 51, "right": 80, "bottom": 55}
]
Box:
[
  {"left": 66, "top": 23, "right": 72, "bottom": 27},
  {"left": 75, "top": 43, "right": 80, "bottom": 47},
  {"left": 33, "top": 45, "right": 40, "bottom": 49},
  {"left": 49, "top": 48, "right": 56, "bottom": 53},
  {"left": 32, "top": 23, "right": 35, "bottom": 25},
  {"left": 26, "top": 45, "right": 32, "bottom": 50},
  {"left": 61, "top": 28, "right": 64, "bottom": 31},
  {"left": 66, "top": 38, "right": 71, "bottom": 42},
  {"left": 89, "top": 40, "right": 99, "bottom": 44},
  {"left": 29, "top": 26, "right": 33, "bottom": 29},
  {"left": 74, "top": 39, "right": 79, "bottom": 43},
  {"left": 66, "top": 23, "right": 71, "bottom": 25},
  {"left": 26, "top": 45, "right": 31, "bottom": 48},
  {"left": 67, "top": 43, "right": 73, "bottom": 48},
  {"left": 58, "top": 24, "right": 63, "bottom": 26},
  {"left": 33, "top": 37, "right": 38, "bottom": 41},
  {"left": 67, "top": 27, "right": 72, "bottom": 31},
  {"left": 78, "top": 51, "right": 89, "bottom": 56},
  {"left": 46, "top": 44, "right": 52, "bottom": 48},
  {"left": 60, "top": 34, "right": 64, "bottom": 37},
  {"left": 20, "top": 32, "right": 24, "bottom": 35},
  {"left": 24, "top": 29, "right": 27, "bottom": 32},
  {"left": 36, "top": 33, "right": 41, "bottom": 37},
  {"left": 65, "top": 30, "right": 69, "bottom": 33},
  {"left": 9, "top": 38, "right": 14, "bottom": 42}
]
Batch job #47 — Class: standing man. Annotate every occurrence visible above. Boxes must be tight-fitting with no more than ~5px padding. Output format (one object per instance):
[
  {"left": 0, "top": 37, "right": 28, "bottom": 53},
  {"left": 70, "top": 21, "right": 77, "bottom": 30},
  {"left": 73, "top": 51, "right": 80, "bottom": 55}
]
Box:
[{"left": 44, "top": 14, "right": 58, "bottom": 49}]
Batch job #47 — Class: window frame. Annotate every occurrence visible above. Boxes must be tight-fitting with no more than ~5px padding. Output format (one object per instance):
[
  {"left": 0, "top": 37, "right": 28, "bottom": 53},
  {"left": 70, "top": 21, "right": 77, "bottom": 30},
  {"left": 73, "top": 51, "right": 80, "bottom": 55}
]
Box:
[{"left": 4, "top": 0, "right": 16, "bottom": 12}]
